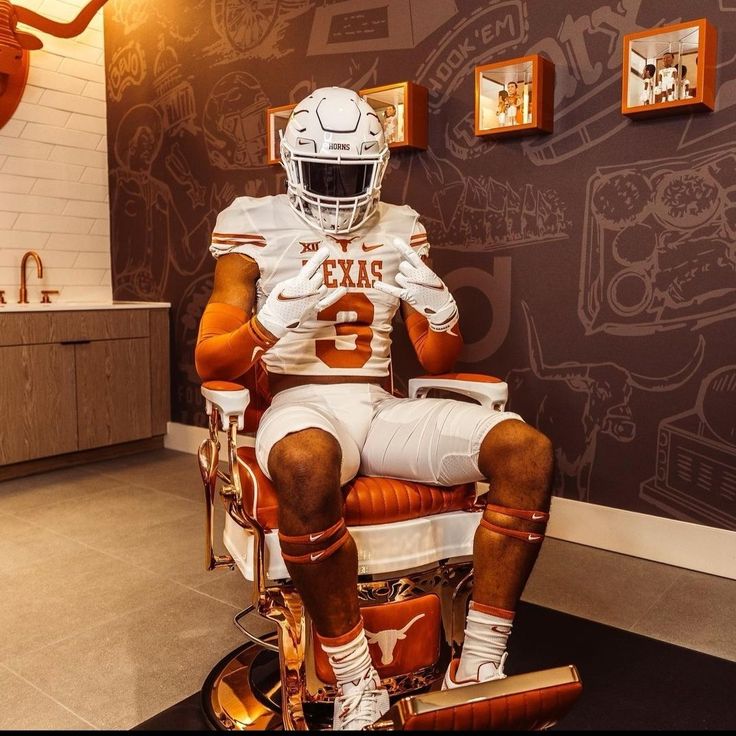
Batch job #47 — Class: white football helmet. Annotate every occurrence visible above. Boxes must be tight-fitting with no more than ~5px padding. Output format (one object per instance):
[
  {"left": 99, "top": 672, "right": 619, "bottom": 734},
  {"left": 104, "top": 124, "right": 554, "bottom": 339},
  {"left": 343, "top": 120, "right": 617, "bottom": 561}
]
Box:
[{"left": 280, "top": 86, "right": 389, "bottom": 234}]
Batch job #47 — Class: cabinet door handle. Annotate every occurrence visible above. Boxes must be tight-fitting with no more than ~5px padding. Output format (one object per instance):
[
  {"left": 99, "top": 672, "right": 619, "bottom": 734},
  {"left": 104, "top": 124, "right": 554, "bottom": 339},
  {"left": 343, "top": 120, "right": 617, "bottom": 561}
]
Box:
[{"left": 60, "top": 340, "right": 91, "bottom": 345}]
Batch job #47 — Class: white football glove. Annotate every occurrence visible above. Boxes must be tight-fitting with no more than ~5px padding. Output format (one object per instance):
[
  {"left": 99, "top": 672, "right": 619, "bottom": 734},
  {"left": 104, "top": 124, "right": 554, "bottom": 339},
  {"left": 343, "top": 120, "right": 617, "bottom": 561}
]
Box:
[
  {"left": 256, "top": 247, "right": 347, "bottom": 339},
  {"left": 374, "top": 238, "right": 459, "bottom": 333}
]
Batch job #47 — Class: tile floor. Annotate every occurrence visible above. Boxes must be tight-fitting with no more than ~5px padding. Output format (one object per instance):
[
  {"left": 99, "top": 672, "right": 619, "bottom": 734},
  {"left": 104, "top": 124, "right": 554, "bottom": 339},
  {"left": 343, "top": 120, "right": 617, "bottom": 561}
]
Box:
[{"left": 0, "top": 448, "right": 734, "bottom": 730}]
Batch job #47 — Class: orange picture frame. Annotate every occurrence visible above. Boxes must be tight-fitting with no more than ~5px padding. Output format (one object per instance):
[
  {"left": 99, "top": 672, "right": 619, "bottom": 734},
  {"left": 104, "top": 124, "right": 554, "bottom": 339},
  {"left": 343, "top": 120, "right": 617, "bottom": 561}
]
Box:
[
  {"left": 359, "top": 81, "right": 428, "bottom": 150},
  {"left": 474, "top": 54, "right": 554, "bottom": 137},
  {"left": 265, "top": 103, "right": 296, "bottom": 165},
  {"left": 621, "top": 18, "right": 717, "bottom": 118}
]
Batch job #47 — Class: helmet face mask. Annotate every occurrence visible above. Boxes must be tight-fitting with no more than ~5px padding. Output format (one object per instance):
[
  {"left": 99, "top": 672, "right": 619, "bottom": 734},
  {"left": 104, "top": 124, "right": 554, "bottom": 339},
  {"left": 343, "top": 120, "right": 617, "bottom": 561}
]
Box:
[{"left": 280, "top": 87, "right": 390, "bottom": 234}]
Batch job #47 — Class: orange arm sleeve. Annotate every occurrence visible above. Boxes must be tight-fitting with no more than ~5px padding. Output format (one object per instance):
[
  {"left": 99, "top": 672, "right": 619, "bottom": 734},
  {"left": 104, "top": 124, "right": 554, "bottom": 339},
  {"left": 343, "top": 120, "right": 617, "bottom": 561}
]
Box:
[
  {"left": 195, "top": 302, "right": 277, "bottom": 382},
  {"left": 404, "top": 311, "right": 463, "bottom": 375}
]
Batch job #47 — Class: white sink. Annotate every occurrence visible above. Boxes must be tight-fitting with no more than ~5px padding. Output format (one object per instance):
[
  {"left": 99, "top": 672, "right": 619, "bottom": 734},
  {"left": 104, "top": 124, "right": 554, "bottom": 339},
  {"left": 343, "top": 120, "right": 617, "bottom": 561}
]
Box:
[{"left": 0, "top": 301, "right": 170, "bottom": 312}]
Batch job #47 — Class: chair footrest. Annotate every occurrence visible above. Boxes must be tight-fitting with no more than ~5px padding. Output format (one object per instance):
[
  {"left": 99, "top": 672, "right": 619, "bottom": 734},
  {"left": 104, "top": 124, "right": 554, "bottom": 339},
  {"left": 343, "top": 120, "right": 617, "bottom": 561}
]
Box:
[{"left": 375, "top": 665, "right": 582, "bottom": 731}]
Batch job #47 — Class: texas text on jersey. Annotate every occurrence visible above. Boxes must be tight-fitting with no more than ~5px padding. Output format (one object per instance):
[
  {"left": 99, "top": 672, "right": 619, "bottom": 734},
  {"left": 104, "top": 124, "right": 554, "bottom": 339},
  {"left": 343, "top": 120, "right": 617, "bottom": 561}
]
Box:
[{"left": 209, "top": 193, "right": 429, "bottom": 377}]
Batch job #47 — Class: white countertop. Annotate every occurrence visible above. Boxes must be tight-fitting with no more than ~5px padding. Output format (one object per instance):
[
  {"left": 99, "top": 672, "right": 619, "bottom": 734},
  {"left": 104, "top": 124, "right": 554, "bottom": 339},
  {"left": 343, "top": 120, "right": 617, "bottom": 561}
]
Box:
[{"left": 0, "top": 301, "right": 170, "bottom": 313}]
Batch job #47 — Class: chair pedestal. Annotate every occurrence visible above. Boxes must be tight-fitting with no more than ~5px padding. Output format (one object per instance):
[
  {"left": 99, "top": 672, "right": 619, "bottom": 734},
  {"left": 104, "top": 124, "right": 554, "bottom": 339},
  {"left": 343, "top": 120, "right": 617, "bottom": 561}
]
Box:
[{"left": 201, "top": 638, "right": 282, "bottom": 731}]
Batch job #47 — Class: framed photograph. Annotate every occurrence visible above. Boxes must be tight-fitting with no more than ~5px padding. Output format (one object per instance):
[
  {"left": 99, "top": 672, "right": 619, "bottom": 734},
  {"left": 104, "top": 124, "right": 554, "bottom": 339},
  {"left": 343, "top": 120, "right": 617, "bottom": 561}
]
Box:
[
  {"left": 474, "top": 54, "right": 554, "bottom": 137},
  {"left": 266, "top": 103, "right": 296, "bottom": 165},
  {"left": 622, "top": 18, "right": 717, "bottom": 117},
  {"left": 359, "top": 81, "right": 428, "bottom": 150}
]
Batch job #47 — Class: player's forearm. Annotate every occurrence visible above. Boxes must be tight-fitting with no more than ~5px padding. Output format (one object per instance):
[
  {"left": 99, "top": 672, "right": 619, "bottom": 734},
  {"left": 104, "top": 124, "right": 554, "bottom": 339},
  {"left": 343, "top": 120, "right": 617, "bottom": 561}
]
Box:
[
  {"left": 195, "top": 302, "right": 277, "bottom": 381},
  {"left": 405, "top": 311, "right": 462, "bottom": 374}
]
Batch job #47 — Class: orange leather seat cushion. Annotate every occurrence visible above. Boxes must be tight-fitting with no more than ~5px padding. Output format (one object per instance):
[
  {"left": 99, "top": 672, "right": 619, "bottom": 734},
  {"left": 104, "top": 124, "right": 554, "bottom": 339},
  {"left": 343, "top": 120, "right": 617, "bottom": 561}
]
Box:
[{"left": 236, "top": 446, "right": 478, "bottom": 530}]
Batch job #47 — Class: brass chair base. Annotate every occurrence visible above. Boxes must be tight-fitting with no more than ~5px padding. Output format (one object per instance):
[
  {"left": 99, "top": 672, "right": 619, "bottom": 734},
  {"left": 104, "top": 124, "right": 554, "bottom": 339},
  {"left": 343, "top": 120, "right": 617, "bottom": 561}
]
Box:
[
  {"left": 201, "top": 640, "right": 283, "bottom": 731},
  {"left": 201, "top": 639, "right": 342, "bottom": 731}
]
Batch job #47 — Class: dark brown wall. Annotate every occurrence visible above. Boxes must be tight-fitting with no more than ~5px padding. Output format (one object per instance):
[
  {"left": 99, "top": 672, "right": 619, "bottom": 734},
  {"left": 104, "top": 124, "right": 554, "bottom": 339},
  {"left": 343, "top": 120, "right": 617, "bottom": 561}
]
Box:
[{"left": 104, "top": 0, "right": 736, "bottom": 530}]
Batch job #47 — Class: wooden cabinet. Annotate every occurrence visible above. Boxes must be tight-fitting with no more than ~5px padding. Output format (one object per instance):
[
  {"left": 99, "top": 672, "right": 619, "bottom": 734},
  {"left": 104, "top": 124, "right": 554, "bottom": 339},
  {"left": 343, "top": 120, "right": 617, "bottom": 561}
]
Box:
[
  {"left": 75, "top": 338, "right": 152, "bottom": 450},
  {"left": 0, "top": 307, "right": 170, "bottom": 478},
  {"left": 0, "top": 344, "right": 78, "bottom": 465}
]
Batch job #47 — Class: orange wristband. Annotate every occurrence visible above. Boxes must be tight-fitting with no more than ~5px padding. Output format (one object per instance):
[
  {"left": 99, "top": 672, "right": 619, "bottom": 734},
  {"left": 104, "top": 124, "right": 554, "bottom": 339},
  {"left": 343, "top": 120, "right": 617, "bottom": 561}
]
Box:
[
  {"left": 404, "top": 311, "right": 462, "bottom": 374},
  {"left": 195, "top": 302, "right": 277, "bottom": 382}
]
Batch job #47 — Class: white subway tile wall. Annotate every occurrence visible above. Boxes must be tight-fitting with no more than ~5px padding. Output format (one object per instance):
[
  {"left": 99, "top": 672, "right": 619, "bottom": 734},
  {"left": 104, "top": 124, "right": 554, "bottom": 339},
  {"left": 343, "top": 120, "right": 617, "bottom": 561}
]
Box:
[{"left": 0, "top": 0, "right": 111, "bottom": 305}]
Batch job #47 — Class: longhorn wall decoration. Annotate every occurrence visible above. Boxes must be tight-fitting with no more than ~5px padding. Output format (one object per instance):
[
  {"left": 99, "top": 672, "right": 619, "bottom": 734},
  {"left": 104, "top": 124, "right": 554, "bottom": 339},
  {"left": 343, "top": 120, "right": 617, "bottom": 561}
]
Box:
[{"left": 0, "top": 0, "right": 110, "bottom": 129}]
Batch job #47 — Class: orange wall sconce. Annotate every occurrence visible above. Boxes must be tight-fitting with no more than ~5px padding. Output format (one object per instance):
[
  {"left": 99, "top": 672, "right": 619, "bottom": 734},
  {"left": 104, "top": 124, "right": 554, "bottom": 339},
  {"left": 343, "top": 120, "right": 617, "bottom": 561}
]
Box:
[{"left": 0, "top": 0, "right": 111, "bottom": 130}]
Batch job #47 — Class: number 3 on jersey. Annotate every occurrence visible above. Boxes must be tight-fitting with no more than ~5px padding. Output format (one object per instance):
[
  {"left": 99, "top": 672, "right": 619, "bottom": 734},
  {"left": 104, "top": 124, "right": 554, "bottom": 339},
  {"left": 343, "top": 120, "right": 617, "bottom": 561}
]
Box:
[{"left": 315, "top": 293, "right": 374, "bottom": 369}]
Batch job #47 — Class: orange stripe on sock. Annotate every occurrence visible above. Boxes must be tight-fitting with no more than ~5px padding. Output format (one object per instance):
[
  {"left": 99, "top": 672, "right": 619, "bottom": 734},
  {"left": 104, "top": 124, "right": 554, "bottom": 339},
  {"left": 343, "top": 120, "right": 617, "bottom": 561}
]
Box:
[
  {"left": 470, "top": 600, "right": 515, "bottom": 620},
  {"left": 317, "top": 619, "right": 364, "bottom": 648}
]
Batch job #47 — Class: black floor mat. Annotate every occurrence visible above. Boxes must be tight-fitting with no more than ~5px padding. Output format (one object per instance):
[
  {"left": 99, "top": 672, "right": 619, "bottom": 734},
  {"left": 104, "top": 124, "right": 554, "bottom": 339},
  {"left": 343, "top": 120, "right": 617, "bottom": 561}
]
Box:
[{"left": 133, "top": 601, "right": 736, "bottom": 731}]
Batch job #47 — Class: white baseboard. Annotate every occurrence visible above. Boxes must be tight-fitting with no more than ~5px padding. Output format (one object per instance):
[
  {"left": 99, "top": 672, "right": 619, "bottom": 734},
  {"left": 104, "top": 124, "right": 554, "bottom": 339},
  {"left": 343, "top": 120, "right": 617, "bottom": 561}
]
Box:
[
  {"left": 545, "top": 496, "right": 735, "bottom": 580},
  {"left": 165, "top": 421, "right": 736, "bottom": 580}
]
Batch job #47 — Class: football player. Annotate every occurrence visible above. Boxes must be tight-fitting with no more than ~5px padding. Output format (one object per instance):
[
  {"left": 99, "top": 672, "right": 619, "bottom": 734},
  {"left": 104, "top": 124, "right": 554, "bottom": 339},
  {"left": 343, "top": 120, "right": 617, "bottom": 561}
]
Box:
[
  {"left": 195, "top": 87, "right": 554, "bottom": 730},
  {"left": 658, "top": 51, "right": 679, "bottom": 102}
]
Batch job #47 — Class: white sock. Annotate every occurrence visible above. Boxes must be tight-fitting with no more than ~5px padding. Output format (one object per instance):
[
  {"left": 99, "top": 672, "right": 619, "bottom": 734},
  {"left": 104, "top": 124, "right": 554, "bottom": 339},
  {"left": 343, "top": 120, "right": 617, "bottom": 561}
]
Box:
[
  {"left": 456, "top": 602, "right": 513, "bottom": 682},
  {"left": 320, "top": 624, "right": 378, "bottom": 694}
]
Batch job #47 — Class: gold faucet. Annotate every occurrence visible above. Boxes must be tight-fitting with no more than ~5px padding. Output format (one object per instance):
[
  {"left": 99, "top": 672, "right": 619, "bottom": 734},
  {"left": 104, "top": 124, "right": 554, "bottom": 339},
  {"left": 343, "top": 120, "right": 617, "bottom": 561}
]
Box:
[{"left": 19, "top": 251, "right": 43, "bottom": 304}]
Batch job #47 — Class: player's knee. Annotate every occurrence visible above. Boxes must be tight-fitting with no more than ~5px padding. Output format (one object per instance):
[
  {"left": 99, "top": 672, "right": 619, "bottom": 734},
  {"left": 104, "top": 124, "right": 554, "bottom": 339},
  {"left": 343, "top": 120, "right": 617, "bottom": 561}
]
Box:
[
  {"left": 481, "top": 420, "right": 554, "bottom": 482},
  {"left": 268, "top": 428, "right": 342, "bottom": 492}
]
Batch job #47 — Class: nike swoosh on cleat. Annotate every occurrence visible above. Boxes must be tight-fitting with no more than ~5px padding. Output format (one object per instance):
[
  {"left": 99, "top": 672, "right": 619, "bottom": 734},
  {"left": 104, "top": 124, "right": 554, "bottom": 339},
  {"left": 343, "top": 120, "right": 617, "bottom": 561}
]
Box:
[{"left": 362, "top": 243, "right": 383, "bottom": 252}]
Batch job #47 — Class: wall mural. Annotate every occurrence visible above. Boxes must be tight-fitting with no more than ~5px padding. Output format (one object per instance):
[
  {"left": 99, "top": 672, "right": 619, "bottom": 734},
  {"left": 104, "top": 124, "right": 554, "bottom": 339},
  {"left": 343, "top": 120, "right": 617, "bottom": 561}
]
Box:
[{"left": 104, "top": 0, "right": 736, "bottom": 532}]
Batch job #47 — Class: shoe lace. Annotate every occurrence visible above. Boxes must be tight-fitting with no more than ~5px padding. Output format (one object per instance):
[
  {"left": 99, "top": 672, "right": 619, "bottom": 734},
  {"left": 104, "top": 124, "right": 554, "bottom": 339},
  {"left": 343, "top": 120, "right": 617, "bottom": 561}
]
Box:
[{"left": 338, "top": 686, "right": 383, "bottom": 730}]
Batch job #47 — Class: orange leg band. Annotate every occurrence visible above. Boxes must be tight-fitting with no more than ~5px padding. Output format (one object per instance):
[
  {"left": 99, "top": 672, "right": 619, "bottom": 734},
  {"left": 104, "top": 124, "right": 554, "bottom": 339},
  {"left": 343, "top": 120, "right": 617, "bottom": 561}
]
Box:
[{"left": 278, "top": 520, "right": 349, "bottom": 564}]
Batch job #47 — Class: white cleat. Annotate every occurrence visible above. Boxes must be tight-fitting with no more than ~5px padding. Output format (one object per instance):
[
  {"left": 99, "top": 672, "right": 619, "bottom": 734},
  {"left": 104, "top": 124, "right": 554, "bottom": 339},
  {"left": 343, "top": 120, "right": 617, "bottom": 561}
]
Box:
[
  {"left": 442, "top": 652, "right": 508, "bottom": 690},
  {"left": 333, "top": 669, "right": 390, "bottom": 731}
]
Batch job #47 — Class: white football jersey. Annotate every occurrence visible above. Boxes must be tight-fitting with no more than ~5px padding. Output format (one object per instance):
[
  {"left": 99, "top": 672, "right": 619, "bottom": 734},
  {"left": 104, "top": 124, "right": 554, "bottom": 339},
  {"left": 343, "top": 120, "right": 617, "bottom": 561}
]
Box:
[{"left": 209, "top": 194, "right": 429, "bottom": 377}]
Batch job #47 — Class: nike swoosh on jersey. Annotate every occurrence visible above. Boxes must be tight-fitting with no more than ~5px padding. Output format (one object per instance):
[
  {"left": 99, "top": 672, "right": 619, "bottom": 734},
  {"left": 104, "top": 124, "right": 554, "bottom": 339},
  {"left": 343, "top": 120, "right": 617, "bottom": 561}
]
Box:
[{"left": 362, "top": 243, "right": 383, "bottom": 252}]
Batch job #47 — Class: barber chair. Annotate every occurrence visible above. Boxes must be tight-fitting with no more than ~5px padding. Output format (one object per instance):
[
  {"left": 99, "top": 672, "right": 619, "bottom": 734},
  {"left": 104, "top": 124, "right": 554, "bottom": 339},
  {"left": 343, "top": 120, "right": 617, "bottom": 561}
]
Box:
[{"left": 197, "top": 367, "right": 582, "bottom": 731}]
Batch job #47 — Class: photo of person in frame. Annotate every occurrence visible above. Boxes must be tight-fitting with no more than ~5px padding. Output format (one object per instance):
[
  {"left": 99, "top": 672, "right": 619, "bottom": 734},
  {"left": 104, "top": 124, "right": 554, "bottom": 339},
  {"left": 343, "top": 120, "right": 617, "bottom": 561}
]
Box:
[
  {"left": 641, "top": 62, "right": 657, "bottom": 105},
  {"left": 506, "top": 80, "right": 522, "bottom": 124},
  {"left": 657, "top": 51, "right": 679, "bottom": 102},
  {"left": 382, "top": 104, "right": 398, "bottom": 143},
  {"left": 496, "top": 89, "right": 509, "bottom": 127}
]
